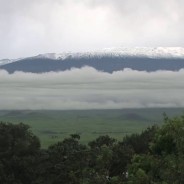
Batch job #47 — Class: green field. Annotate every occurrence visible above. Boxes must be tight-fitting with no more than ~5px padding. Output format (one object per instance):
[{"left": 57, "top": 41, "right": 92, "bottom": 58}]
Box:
[{"left": 0, "top": 108, "right": 183, "bottom": 147}]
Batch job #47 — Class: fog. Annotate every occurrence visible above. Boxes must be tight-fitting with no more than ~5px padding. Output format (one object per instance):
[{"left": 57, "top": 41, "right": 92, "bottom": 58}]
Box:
[{"left": 0, "top": 67, "right": 184, "bottom": 110}]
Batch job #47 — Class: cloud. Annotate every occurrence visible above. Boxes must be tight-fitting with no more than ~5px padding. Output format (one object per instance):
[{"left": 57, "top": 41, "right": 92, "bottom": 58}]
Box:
[
  {"left": 0, "top": 67, "right": 184, "bottom": 110},
  {"left": 0, "top": 0, "right": 184, "bottom": 59}
]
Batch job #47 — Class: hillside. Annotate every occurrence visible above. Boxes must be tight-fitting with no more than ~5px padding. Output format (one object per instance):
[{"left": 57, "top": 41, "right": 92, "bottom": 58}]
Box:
[{"left": 1, "top": 47, "right": 184, "bottom": 73}]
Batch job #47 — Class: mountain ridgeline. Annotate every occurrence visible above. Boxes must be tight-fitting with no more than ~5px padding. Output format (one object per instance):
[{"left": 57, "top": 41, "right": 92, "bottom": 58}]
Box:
[
  {"left": 1, "top": 57, "right": 184, "bottom": 73},
  {"left": 1, "top": 48, "right": 184, "bottom": 73}
]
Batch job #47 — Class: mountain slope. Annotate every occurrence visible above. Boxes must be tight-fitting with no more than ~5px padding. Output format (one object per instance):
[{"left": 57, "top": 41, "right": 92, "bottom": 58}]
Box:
[
  {"left": 1, "top": 47, "right": 184, "bottom": 73},
  {"left": 29, "top": 47, "right": 184, "bottom": 60}
]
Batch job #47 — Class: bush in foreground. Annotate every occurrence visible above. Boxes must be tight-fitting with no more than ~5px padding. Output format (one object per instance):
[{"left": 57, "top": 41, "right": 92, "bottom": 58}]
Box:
[{"left": 0, "top": 115, "right": 183, "bottom": 184}]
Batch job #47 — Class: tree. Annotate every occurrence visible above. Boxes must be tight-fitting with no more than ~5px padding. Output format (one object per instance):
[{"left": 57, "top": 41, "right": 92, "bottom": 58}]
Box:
[
  {"left": 127, "top": 115, "right": 184, "bottom": 184},
  {"left": 42, "top": 134, "right": 89, "bottom": 184},
  {"left": 122, "top": 125, "right": 158, "bottom": 154},
  {"left": 0, "top": 122, "right": 40, "bottom": 184}
]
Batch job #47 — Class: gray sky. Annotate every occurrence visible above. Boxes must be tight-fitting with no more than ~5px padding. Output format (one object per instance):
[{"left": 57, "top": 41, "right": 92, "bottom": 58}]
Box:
[
  {"left": 0, "top": 0, "right": 184, "bottom": 59},
  {"left": 0, "top": 67, "right": 184, "bottom": 110}
]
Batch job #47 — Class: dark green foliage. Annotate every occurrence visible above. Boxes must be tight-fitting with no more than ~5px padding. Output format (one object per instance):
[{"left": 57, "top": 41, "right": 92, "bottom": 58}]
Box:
[
  {"left": 109, "top": 144, "right": 134, "bottom": 178},
  {"left": 0, "top": 122, "right": 40, "bottom": 184},
  {"left": 45, "top": 135, "right": 88, "bottom": 184},
  {"left": 88, "top": 135, "right": 116, "bottom": 149},
  {"left": 0, "top": 114, "right": 184, "bottom": 183},
  {"left": 122, "top": 125, "right": 158, "bottom": 154},
  {"left": 128, "top": 115, "right": 184, "bottom": 184}
]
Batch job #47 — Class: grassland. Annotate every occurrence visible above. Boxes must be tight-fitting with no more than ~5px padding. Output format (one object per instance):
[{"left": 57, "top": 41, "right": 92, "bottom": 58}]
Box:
[{"left": 0, "top": 108, "right": 183, "bottom": 147}]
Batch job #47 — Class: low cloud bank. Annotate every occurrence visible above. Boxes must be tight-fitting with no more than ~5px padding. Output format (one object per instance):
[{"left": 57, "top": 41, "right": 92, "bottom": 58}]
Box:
[{"left": 0, "top": 67, "right": 184, "bottom": 110}]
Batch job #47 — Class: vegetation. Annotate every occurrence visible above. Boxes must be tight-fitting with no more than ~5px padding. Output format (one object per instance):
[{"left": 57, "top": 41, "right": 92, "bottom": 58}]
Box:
[
  {"left": 0, "top": 108, "right": 183, "bottom": 147},
  {"left": 0, "top": 114, "right": 184, "bottom": 183}
]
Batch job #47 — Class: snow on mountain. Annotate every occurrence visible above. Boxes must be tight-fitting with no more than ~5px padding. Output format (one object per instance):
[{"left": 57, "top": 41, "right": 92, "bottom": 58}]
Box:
[
  {"left": 0, "top": 59, "right": 13, "bottom": 66},
  {"left": 0, "top": 58, "right": 23, "bottom": 66},
  {"left": 1, "top": 47, "right": 184, "bottom": 66},
  {"left": 102, "top": 47, "right": 184, "bottom": 58},
  {"left": 33, "top": 47, "right": 184, "bottom": 60},
  {"left": 1, "top": 47, "right": 184, "bottom": 73}
]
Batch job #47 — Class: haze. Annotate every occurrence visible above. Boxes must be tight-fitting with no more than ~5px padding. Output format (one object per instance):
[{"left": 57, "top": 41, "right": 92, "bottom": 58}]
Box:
[{"left": 0, "top": 67, "right": 184, "bottom": 110}]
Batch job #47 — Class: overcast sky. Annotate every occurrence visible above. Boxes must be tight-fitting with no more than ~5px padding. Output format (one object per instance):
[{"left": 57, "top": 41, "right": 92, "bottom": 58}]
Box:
[
  {"left": 0, "top": 67, "right": 184, "bottom": 110},
  {"left": 0, "top": 0, "right": 184, "bottom": 59}
]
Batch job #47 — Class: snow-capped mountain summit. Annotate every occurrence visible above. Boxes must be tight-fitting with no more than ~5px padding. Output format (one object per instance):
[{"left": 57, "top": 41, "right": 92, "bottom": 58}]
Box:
[
  {"left": 102, "top": 47, "right": 184, "bottom": 58},
  {"left": 33, "top": 47, "right": 184, "bottom": 60},
  {"left": 0, "top": 58, "right": 23, "bottom": 66},
  {"left": 1, "top": 47, "right": 184, "bottom": 73},
  {"left": 0, "top": 59, "right": 13, "bottom": 66},
  {"left": 1, "top": 47, "right": 184, "bottom": 66}
]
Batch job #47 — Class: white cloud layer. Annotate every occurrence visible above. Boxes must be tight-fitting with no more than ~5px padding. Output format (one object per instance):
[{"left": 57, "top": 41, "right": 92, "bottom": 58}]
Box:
[
  {"left": 0, "top": 0, "right": 184, "bottom": 59},
  {"left": 0, "top": 67, "right": 184, "bottom": 110}
]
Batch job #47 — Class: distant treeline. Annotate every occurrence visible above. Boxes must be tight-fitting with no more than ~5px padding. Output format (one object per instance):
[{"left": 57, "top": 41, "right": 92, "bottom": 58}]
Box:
[{"left": 0, "top": 114, "right": 184, "bottom": 184}]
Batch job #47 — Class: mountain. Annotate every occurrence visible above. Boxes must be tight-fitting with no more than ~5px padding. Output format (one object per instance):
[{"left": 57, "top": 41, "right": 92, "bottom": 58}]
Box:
[
  {"left": 1, "top": 47, "right": 184, "bottom": 73},
  {"left": 0, "top": 59, "right": 13, "bottom": 66},
  {"left": 0, "top": 58, "right": 23, "bottom": 66}
]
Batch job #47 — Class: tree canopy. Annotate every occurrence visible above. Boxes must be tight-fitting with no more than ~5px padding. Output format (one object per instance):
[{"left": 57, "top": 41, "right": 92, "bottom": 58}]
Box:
[{"left": 0, "top": 114, "right": 183, "bottom": 183}]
